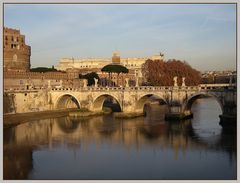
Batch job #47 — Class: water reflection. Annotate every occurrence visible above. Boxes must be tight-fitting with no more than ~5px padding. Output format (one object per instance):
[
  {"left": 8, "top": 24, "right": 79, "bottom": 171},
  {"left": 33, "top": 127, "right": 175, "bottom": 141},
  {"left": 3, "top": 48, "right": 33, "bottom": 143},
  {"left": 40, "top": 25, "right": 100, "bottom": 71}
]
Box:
[{"left": 4, "top": 99, "right": 236, "bottom": 180}]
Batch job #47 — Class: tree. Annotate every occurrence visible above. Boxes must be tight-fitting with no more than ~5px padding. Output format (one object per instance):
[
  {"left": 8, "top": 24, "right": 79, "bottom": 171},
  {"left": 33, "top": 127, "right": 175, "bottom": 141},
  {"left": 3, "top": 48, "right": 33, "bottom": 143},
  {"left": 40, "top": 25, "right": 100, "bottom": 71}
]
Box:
[
  {"left": 30, "top": 67, "right": 64, "bottom": 73},
  {"left": 142, "top": 59, "right": 201, "bottom": 86},
  {"left": 101, "top": 64, "right": 128, "bottom": 86},
  {"left": 79, "top": 72, "right": 100, "bottom": 86}
]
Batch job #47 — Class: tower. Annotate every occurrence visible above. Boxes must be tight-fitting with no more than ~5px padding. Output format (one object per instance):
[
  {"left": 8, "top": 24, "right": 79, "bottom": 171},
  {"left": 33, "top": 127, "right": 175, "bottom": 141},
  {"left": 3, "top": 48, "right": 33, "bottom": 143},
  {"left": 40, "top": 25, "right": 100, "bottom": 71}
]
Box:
[
  {"left": 3, "top": 27, "right": 31, "bottom": 72},
  {"left": 112, "top": 52, "right": 120, "bottom": 64}
]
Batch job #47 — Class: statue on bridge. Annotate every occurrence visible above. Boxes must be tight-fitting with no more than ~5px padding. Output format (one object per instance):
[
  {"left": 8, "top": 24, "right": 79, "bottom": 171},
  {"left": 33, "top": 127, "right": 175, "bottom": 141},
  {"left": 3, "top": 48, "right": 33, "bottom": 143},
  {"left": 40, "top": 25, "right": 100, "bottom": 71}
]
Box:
[
  {"left": 125, "top": 78, "right": 129, "bottom": 87},
  {"left": 135, "top": 77, "right": 139, "bottom": 87},
  {"left": 173, "top": 76, "right": 178, "bottom": 87},
  {"left": 94, "top": 78, "right": 98, "bottom": 88},
  {"left": 60, "top": 80, "right": 63, "bottom": 88},
  {"left": 48, "top": 80, "right": 51, "bottom": 89},
  {"left": 182, "top": 77, "right": 186, "bottom": 87}
]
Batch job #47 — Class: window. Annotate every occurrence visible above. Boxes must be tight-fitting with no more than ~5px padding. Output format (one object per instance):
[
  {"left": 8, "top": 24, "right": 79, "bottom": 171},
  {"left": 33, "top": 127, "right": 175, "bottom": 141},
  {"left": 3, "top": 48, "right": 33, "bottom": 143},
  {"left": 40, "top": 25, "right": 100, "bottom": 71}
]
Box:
[{"left": 11, "top": 44, "right": 17, "bottom": 49}]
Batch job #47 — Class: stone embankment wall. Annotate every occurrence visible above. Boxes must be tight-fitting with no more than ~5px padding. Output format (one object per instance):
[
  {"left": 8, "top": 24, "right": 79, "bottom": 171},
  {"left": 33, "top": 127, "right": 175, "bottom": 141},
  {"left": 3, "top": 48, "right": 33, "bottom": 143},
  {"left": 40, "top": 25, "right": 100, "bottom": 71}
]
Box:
[
  {"left": 3, "top": 93, "right": 15, "bottom": 113},
  {"left": 4, "top": 90, "right": 51, "bottom": 114}
]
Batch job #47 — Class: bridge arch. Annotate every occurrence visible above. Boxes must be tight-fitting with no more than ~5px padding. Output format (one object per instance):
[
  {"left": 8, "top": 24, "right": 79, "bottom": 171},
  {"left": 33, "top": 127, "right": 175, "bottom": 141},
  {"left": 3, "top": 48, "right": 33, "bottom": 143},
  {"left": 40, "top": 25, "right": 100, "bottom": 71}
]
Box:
[
  {"left": 183, "top": 92, "right": 223, "bottom": 113},
  {"left": 92, "top": 94, "right": 122, "bottom": 112},
  {"left": 135, "top": 94, "right": 168, "bottom": 113},
  {"left": 55, "top": 94, "right": 81, "bottom": 109}
]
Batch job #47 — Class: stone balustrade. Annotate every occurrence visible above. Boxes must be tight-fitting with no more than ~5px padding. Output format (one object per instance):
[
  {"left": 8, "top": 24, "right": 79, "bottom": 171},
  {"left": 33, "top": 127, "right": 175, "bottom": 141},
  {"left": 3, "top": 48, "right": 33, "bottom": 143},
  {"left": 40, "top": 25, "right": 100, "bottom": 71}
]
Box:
[{"left": 4, "top": 84, "right": 234, "bottom": 93}]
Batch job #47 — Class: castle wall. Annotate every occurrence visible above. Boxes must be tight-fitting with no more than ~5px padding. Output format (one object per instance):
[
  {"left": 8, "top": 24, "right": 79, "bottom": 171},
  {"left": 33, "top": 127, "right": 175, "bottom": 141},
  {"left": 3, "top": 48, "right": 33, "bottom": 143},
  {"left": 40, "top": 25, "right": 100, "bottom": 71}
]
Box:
[{"left": 3, "top": 70, "right": 83, "bottom": 90}]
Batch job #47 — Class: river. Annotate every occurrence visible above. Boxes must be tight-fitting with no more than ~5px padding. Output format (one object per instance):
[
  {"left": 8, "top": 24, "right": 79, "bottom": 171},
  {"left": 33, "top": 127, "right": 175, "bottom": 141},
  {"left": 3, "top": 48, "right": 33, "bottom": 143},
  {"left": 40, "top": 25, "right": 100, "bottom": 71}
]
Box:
[{"left": 3, "top": 98, "right": 236, "bottom": 180}]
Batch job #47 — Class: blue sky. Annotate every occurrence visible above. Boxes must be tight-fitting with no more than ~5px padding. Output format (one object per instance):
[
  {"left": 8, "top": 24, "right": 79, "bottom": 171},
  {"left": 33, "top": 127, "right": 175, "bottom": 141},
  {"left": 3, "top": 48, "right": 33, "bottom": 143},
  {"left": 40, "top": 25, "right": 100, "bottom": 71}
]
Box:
[{"left": 4, "top": 4, "right": 236, "bottom": 71}]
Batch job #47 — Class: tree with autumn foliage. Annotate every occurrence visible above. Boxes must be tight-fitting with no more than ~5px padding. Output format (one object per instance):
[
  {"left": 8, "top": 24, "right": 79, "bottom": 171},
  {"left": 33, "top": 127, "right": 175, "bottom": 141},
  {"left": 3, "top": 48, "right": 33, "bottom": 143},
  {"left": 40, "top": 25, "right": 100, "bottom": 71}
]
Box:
[{"left": 142, "top": 59, "right": 201, "bottom": 86}]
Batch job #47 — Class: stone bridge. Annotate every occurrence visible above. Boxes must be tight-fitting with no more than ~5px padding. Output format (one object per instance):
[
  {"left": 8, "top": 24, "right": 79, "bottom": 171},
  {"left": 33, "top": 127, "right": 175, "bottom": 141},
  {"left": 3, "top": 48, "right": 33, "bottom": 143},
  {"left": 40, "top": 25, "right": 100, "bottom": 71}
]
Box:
[{"left": 4, "top": 83, "right": 236, "bottom": 122}]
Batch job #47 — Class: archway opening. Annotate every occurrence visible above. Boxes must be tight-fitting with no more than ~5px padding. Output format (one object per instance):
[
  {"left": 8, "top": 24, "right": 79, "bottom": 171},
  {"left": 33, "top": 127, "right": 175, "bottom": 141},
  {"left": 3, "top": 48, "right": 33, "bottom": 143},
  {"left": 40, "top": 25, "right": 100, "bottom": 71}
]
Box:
[
  {"left": 135, "top": 94, "right": 168, "bottom": 115},
  {"left": 185, "top": 94, "right": 223, "bottom": 114},
  {"left": 186, "top": 94, "right": 223, "bottom": 140},
  {"left": 93, "top": 95, "right": 122, "bottom": 112},
  {"left": 56, "top": 94, "right": 80, "bottom": 109}
]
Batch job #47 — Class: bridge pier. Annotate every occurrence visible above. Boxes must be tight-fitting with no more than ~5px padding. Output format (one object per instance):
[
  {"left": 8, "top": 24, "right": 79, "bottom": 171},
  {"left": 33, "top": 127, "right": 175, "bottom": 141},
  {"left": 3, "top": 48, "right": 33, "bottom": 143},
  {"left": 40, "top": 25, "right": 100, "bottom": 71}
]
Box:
[
  {"left": 219, "top": 101, "right": 236, "bottom": 128},
  {"left": 165, "top": 105, "right": 193, "bottom": 121}
]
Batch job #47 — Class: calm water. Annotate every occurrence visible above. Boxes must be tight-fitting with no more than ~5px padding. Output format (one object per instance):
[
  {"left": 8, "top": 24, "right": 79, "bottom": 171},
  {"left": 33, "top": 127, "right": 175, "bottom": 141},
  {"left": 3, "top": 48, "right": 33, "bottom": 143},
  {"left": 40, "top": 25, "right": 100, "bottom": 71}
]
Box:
[{"left": 4, "top": 98, "right": 236, "bottom": 180}]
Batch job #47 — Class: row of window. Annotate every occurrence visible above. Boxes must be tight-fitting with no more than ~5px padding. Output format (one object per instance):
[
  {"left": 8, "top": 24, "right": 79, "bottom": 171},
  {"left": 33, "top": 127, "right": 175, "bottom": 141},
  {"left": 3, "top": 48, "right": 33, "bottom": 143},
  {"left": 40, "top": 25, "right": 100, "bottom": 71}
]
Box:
[
  {"left": 79, "top": 65, "right": 94, "bottom": 68},
  {"left": 4, "top": 43, "right": 24, "bottom": 50},
  {"left": 5, "top": 36, "right": 24, "bottom": 43},
  {"left": 11, "top": 44, "right": 19, "bottom": 49},
  {"left": 124, "top": 64, "right": 139, "bottom": 67},
  {"left": 76, "top": 63, "right": 140, "bottom": 68},
  {"left": 5, "top": 42, "right": 23, "bottom": 47}
]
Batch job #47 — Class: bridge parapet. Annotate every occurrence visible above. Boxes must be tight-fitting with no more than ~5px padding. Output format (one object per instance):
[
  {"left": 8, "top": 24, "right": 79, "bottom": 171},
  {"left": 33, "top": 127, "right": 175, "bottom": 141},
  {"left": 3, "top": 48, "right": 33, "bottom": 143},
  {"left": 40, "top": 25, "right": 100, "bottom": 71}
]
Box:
[
  {"left": 49, "top": 86, "right": 201, "bottom": 92},
  {"left": 4, "top": 88, "right": 43, "bottom": 93},
  {"left": 5, "top": 84, "right": 235, "bottom": 94}
]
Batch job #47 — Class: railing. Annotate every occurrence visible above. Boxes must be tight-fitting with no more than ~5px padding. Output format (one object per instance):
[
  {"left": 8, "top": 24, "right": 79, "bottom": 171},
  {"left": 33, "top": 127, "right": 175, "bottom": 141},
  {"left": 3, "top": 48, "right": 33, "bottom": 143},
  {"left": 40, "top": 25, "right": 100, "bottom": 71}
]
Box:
[
  {"left": 199, "top": 83, "right": 236, "bottom": 91},
  {"left": 4, "top": 88, "right": 40, "bottom": 93},
  {"left": 4, "top": 83, "right": 235, "bottom": 93},
  {"left": 49, "top": 85, "right": 201, "bottom": 92},
  {"left": 199, "top": 83, "right": 233, "bottom": 87}
]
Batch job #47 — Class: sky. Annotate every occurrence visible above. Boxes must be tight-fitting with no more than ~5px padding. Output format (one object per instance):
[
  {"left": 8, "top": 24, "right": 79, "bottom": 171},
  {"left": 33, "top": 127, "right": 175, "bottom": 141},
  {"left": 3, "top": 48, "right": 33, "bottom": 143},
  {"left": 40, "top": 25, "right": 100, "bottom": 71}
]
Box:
[{"left": 4, "top": 4, "right": 236, "bottom": 71}]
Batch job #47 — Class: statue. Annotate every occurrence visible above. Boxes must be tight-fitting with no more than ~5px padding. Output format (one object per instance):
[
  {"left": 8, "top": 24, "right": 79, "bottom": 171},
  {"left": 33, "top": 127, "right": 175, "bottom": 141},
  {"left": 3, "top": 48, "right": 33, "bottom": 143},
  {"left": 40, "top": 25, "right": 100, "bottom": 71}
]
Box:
[
  {"left": 135, "top": 77, "right": 139, "bottom": 87},
  {"left": 125, "top": 78, "right": 129, "bottom": 87},
  {"left": 48, "top": 92, "right": 52, "bottom": 104},
  {"left": 94, "top": 78, "right": 98, "bottom": 88},
  {"left": 48, "top": 80, "right": 51, "bottom": 88},
  {"left": 83, "top": 79, "right": 88, "bottom": 88},
  {"left": 182, "top": 77, "right": 186, "bottom": 87},
  {"left": 173, "top": 76, "right": 178, "bottom": 87}
]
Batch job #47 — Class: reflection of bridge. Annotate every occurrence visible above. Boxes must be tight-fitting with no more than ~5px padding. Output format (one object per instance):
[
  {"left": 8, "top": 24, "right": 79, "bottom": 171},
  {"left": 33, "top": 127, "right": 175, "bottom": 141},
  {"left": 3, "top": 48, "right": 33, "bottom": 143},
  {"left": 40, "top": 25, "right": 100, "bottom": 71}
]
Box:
[
  {"left": 3, "top": 113, "right": 236, "bottom": 179},
  {"left": 5, "top": 83, "right": 236, "bottom": 122}
]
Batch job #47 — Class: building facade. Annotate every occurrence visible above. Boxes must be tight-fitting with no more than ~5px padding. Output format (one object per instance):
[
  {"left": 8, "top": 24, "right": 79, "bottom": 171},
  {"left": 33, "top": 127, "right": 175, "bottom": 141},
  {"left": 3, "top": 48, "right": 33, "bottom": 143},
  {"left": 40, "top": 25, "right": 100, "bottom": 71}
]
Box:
[
  {"left": 56, "top": 52, "right": 164, "bottom": 86},
  {"left": 3, "top": 27, "right": 31, "bottom": 72}
]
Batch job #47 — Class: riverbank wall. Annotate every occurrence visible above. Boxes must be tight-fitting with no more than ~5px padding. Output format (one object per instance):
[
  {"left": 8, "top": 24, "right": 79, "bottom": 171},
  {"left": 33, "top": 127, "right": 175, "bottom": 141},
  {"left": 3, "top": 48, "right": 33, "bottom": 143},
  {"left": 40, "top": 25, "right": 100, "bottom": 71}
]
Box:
[{"left": 3, "top": 109, "right": 78, "bottom": 128}]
